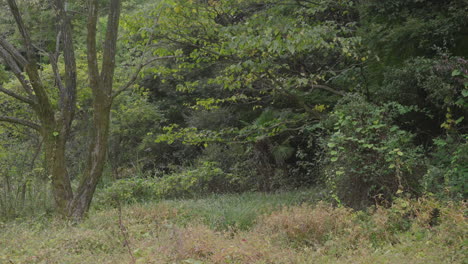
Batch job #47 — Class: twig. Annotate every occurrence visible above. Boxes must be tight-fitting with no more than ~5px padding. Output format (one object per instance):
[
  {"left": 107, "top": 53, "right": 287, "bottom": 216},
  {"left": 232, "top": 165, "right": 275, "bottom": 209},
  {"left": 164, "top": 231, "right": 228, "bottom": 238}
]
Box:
[
  {"left": 117, "top": 201, "right": 136, "bottom": 264},
  {"left": 112, "top": 55, "right": 180, "bottom": 99}
]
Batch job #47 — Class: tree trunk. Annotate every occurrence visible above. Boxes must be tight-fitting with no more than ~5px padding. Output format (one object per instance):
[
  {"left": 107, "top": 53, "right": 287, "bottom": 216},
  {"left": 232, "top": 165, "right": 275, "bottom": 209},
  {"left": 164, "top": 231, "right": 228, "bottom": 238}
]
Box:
[
  {"left": 43, "top": 125, "right": 74, "bottom": 216},
  {"left": 68, "top": 98, "right": 112, "bottom": 220},
  {"left": 66, "top": 0, "right": 121, "bottom": 221}
]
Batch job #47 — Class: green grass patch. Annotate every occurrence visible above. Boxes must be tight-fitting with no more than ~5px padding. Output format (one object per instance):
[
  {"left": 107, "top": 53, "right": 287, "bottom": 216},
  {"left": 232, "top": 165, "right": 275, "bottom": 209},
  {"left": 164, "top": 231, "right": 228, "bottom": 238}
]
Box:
[{"left": 161, "top": 188, "right": 324, "bottom": 230}]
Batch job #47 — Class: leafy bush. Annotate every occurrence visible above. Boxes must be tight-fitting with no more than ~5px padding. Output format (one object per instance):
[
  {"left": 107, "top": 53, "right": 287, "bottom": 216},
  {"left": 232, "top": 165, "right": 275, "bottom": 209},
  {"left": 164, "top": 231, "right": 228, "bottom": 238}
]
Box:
[
  {"left": 322, "top": 94, "right": 426, "bottom": 208},
  {"left": 108, "top": 88, "right": 166, "bottom": 172},
  {"left": 423, "top": 134, "right": 468, "bottom": 199},
  {"left": 379, "top": 56, "right": 467, "bottom": 111},
  {"left": 196, "top": 143, "right": 254, "bottom": 192},
  {"left": 155, "top": 161, "right": 239, "bottom": 199},
  {"left": 95, "top": 177, "right": 156, "bottom": 206},
  {"left": 96, "top": 162, "right": 238, "bottom": 206}
]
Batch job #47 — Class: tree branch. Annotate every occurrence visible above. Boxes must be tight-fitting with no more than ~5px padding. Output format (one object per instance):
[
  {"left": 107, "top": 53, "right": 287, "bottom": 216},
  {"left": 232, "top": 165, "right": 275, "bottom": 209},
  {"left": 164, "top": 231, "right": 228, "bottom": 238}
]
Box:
[
  {"left": 6, "top": 0, "right": 35, "bottom": 60},
  {"left": 0, "top": 116, "right": 41, "bottom": 131},
  {"left": 100, "top": 0, "right": 122, "bottom": 94},
  {"left": 49, "top": 53, "right": 65, "bottom": 92},
  {"left": 112, "top": 9, "right": 169, "bottom": 100},
  {"left": 112, "top": 55, "right": 180, "bottom": 99},
  {"left": 0, "top": 37, "right": 27, "bottom": 67},
  {"left": 162, "top": 35, "right": 224, "bottom": 58},
  {"left": 49, "top": 31, "right": 64, "bottom": 93},
  {"left": 264, "top": 71, "right": 320, "bottom": 118},
  {"left": 87, "top": 0, "right": 100, "bottom": 89},
  {"left": 311, "top": 84, "right": 346, "bottom": 96},
  {"left": 0, "top": 45, "right": 35, "bottom": 96},
  {"left": 5, "top": 0, "right": 53, "bottom": 117},
  {"left": 52, "top": 0, "right": 78, "bottom": 132},
  {"left": 0, "top": 85, "right": 35, "bottom": 105}
]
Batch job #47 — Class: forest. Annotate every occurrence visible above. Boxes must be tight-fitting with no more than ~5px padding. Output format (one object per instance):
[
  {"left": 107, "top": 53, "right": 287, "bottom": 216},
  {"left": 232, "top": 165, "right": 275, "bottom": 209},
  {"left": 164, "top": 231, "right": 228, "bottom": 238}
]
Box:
[{"left": 0, "top": 0, "right": 466, "bottom": 263}]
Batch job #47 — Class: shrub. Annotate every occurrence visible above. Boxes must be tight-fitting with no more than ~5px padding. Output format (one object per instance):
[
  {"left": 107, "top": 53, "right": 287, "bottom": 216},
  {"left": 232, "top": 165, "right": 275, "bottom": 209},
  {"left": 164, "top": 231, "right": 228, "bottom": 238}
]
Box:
[
  {"left": 96, "top": 177, "right": 157, "bottom": 206},
  {"left": 322, "top": 94, "right": 426, "bottom": 208},
  {"left": 109, "top": 89, "right": 166, "bottom": 172},
  {"left": 378, "top": 56, "right": 467, "bottom": 109},
  {"left": 196, "top": 143, "right": 254, "bottom": 192},
  {"left": 423, "top": 134, "right": 468, "bottom": 199},
  {"left": 155, "top": 161, "right": 239, "bottom": 199},
  {"left": 96, "top": 162, "right": 238, "bottom": 206}
]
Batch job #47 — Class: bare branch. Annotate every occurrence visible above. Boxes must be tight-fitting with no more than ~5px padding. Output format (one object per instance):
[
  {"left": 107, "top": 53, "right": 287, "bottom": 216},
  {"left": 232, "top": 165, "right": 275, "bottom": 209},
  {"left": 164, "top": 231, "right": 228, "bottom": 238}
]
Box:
[
  {"left": 112, "top": 55, "right": 180, "bottom": 99},
  {"left": 0, "top": 85, "right": 35, "bottom": 105},
  {"left": 311, "top": 84, "right": 346, "bottom": 96},
  {"left": 0, "top": 116, "right": 41, "bottom": 131}
]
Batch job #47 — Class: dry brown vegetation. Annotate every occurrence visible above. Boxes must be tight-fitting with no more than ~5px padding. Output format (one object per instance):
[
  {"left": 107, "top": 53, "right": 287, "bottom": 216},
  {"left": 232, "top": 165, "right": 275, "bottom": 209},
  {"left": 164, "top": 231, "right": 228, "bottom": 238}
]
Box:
[{"left": 0, "top": 194, "right": 466, "bottom": 264}]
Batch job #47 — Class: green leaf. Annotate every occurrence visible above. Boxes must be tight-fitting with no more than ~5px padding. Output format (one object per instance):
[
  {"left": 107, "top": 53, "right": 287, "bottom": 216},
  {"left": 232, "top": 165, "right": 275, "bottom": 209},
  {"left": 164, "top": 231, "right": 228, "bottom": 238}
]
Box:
[
  {"left": 462, "top": 89, "right": 468, "bottom": 97},
  {"left": 53, "top": 131, "right": 59, "bottom": 137},
  {"left": 451, "top": 69, "right": 461, "bottom": 76}
]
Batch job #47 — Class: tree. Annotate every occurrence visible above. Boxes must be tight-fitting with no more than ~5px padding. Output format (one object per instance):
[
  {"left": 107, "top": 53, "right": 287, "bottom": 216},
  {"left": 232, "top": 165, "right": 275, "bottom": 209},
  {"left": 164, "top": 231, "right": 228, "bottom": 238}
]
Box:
[
  {"left": 0, "top": 0, "right": 127, "bottom": 220},
  {"left": 125, "top": 0, "right": 364, "bottom": 188}
]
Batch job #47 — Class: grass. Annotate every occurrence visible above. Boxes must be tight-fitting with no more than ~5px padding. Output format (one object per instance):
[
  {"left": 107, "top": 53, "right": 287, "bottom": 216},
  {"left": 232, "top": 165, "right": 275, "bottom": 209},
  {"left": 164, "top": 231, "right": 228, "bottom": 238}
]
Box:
[
  {"left": 160, "top": 189, "right": 325, "bottom": 230},
  {"left": 0, "top": 189, "right": 466, "bottom": 264}
]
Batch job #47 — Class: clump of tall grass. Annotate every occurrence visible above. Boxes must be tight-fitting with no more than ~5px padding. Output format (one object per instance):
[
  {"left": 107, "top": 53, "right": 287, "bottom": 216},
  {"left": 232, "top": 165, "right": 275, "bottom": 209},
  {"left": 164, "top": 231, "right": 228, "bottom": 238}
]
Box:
[{"left": 257, "top": 202, "right": 354, "bottom": 247}]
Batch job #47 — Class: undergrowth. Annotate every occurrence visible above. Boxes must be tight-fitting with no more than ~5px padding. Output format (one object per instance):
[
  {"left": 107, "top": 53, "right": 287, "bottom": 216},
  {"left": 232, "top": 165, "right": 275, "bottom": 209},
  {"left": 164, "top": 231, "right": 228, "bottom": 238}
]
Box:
[{"left": 0, "top": 191, "right": 466, "bottom": 264}]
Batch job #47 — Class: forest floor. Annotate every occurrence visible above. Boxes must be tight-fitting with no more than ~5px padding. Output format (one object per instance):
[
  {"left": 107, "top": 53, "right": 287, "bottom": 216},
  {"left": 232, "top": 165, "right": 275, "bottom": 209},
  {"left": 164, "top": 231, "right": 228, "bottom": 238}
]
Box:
[{"left": 0, "top": 189, "right": 466, "bottom": 264}]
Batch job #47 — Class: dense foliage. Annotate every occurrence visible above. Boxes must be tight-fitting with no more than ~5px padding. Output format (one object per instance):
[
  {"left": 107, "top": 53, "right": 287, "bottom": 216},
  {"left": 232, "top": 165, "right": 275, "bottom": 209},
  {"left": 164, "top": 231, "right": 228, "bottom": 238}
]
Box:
[{"left": 0, "top": 0, "right": 467, "bottom": 219}]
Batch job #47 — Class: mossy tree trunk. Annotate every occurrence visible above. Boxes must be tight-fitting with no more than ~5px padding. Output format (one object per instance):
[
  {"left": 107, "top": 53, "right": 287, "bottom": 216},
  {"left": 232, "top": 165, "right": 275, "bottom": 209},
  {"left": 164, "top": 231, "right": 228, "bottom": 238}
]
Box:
[{"left": 0, "top": 0, "right": 122, "bottom": 221}]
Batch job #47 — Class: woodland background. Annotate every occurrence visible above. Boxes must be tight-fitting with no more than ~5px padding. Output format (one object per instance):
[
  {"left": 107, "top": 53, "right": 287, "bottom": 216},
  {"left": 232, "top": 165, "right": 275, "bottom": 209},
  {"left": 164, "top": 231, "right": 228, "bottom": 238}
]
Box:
[
  {"left": 0, "top": 0, "right": 466, "bottom": 219},
  {"left": 0, "top": 0, "right": 466, "bottom": 262}
]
